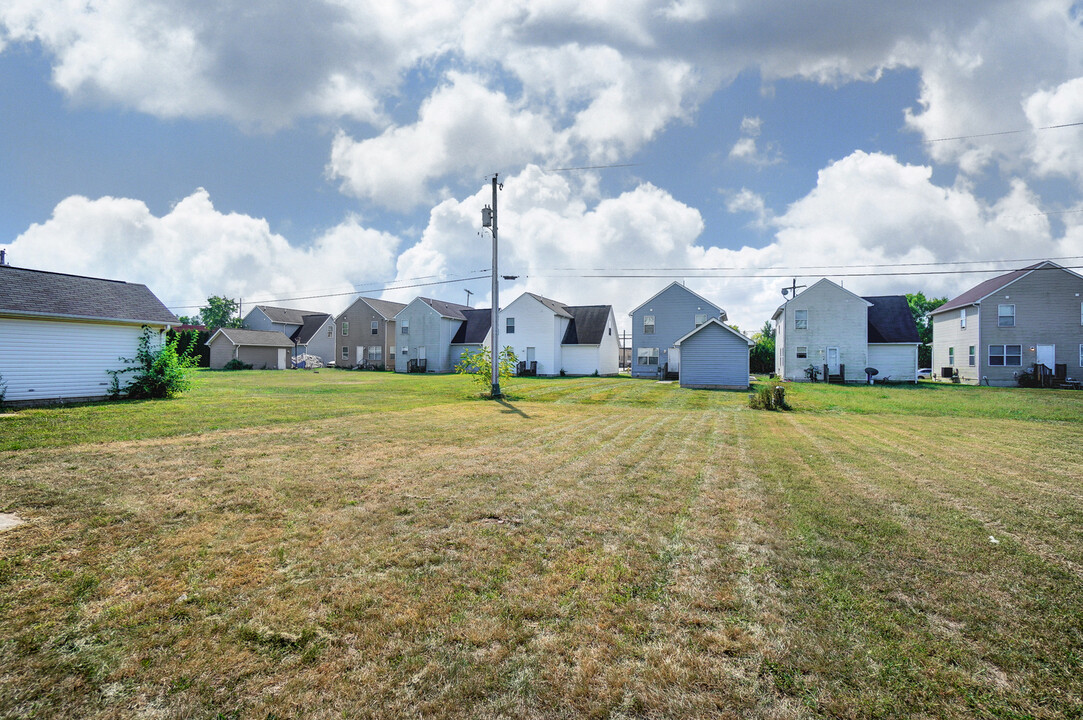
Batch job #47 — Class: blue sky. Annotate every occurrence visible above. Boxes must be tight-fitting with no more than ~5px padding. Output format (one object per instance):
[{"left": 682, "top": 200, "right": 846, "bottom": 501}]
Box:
[{"left": 2, "top": 1, "right": 1082, "bottom": 331}]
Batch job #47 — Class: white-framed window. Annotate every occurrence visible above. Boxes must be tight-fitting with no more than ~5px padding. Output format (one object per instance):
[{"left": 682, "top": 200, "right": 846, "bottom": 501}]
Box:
[
  {"left": 637, "top": 347, "right": 659, "bottom": 365},
  {"left": 341, "top": 346, "right": 349, "bottom": 360},
  {"left": 401, "top": 319, "right": 409, "bottom": 335},
  {"left": 795, "top": 309, "right": 808, "bottom": 329},
  {"left": 796, "top": 346, "right": 808, "bottom": 359},
  {"left": 401, "top": 346, "right": 408, "bottom": 356},
  {"left": 1080, "top": 344, "right": 1083, "bottom": 366},
  {"left": 371, "top": 321, "right": 378, "bottom": 335},
  {"left": 969, "top": 346, "right": 976, "bottom": 366},
  {"left": 960, "top": 309, "right": 966, "bottom": 329},
  {"left": 643, "top": 315, "right": 655, "bottom": 334},
  {"left": 998, "top": 304, "right": 1015, "bottom": 327},
  {"left": 989, "top": 344, "right": 1022, "bottom": 366},
  {"left": 341, "top": 321, "right": 349, "bottom": 337},
  {"left": 327, "top": 326, "right": 334, "bottom": 338},
  {"left": 948, "top": 347, "right": 955, "bottom": 366},
  {"left": 369, "top": 345, "right": 382, "bottom": 362},
  {"left": 506, "top": 317, "right": 515, "bottom": 334},
  {"left": 695, "top": 313, "right": 708, "bottom": 326}
]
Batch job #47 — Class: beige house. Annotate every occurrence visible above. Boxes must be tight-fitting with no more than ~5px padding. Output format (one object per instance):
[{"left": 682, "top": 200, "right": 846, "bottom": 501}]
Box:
[
  {"left": 773, "top": 279, "right": 920, "bottom": 383},
  {"left": 207, "top": 328, "right": 295, "bottom": 369},
  {"left": 334, "top": 297, "right": 406, "bottom": 369},
  {"left": 930, "top": 261, "right": 1083, "bottom": 385}
]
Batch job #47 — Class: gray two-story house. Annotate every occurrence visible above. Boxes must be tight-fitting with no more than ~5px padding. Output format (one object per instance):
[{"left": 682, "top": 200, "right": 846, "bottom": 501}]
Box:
[
  {"left": 393, "top": 297, "right": 490, "bottom": 373},
  {"left": 931, "top": 261, "right": 1083, "bottom": 385},
  {"left": 334, "top": 296, "right": 406, "bottom": 369},
  {"left": 628, "top": 282, "right": 725, "bottom": 378}
]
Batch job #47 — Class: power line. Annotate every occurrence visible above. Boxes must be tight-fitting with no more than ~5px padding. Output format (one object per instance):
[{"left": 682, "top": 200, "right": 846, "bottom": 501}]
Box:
[
  {"left": 543, "top": 163, "right": 642, "bottom": 172},
  {"left": 516, "top": 264, "right": 1083, "bottom": 281},
  {"left": 523, "top": 255, "right": 1083, "bottom": 274},
  {"left": 925, "top": 120, "right": 1083, "bottom": 143},
  {"left": 168, "top": 274, "right": 490, "bottom": 311}
]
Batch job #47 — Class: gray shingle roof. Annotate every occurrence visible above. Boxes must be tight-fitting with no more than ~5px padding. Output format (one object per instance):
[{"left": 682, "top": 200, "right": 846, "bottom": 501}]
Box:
[
  {"left": 359, "top": 297, "right": 407, "bottom": 320},
  {"left": 290, "top": 313, "right": 332, "bottom": 344},
  {"left": 0, "top": 265, "right": 177, "bottom": 324},
  {"left": 862, "top": 295, "right": 920, "bottom": 343},
  {"left": 527, "top": 292, "right": 574, "bottom": 318},
  {"left": 419, "top": 297, "right": 473, "bottom": 320},
  {"left": 561, "top": 305, "right": 612, "bottom": 345},
  {"left": 450, "top": 308, "right": 492, "bottom": 344},
  {"left": 254, "top": 305, "right": 320, "bottom": 325},
  {"left": 932, "top": 262, "right": 1046, "bottom": 314},
  {"left": 211, "top": 328, "right": 295, "bottom": 348}
]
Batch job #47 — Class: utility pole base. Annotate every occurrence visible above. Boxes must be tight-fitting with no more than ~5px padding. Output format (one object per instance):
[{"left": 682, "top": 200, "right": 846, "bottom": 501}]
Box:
[{"left": 490, "top": 384, "right": 503, "bottom": 400}]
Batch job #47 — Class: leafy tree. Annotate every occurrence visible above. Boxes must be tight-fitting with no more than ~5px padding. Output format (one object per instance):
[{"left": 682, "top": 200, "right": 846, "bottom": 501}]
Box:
[
  {"left": 199, "top": 295, "right": 243, "bottom": 330},
  {"left": 905, "top": 292, "right": 947, "bottom": 368},
  {"left": 749, "top": 320, "right": 776, "bottom": 374},
  {"left": 455, "top": 345, "right": 518, "bottom": 396},
  {"left": 109, "top": 327, "right": 198, "bottom": 399}
]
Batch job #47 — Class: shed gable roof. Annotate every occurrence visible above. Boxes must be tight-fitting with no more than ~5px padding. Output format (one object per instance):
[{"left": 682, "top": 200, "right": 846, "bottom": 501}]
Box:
[
  {"left": 0, "top": 265, "right": 177, "bottom": 325},
  {"left": 208, "top": 328, "right": 295, "bottom": 348}
]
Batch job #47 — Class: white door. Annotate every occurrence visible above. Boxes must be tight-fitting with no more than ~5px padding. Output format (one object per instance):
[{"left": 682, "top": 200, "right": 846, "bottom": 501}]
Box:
[
  {"left": 827, "top": 347, "right": 840, "bottom": 374},
  {"left": 1036, "top": 344, "right": 1055, "bottom": 372},
  {"left": 668, "top": 347, "right": 680, "bottom": 371},
  {"left": 356, "top": 346, "right": 365, "bottom": 364},
  {"left": 418, "top": 346, "right": 426, "bottom": 360},
  {"left": 277, "top": 348, "right": 287, "bottom": 370},
  {"left": 526, "top": 347, "right": 535, "bottom": 363}
]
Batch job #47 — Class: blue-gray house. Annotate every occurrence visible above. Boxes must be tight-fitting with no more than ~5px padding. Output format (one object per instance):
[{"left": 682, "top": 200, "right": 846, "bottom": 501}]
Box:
[
  {"left": 628, "top": 282, "right": 725, "bottom": 378},
  {"left": 673, "top": 318, "right": 753, "bottom": 389}
]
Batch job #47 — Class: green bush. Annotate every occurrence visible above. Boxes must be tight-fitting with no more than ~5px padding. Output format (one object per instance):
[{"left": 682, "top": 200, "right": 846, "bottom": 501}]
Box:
[
  {"left": 749, "top": 383, "right": 790, "bottom": 411},
  {"left": 222, "top": 359, "right": 254, "bottom": 371},
  {"left": 455, "top": 345, "right": 517, "bottom": 395},
  {"left": 0, "top": 370, "right": 6, "bottom": 406},
  {"left": 110, "top": 327, "right": 197, "bottom": 399}
]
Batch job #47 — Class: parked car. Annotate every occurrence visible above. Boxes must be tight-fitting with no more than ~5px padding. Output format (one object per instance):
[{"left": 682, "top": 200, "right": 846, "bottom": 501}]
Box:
[{"left": 917, "top": 368, "right": 932, "bottom": 379}]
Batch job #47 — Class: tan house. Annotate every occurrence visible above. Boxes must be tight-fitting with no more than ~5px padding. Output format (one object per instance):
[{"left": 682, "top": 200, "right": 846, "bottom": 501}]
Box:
[
  {"left": 334, "top": 297, "right": 406, "bottom": 369},
  {"left": 207, "top": 328, "right": 295, "bottom": 369},
  {"left": 773, "top": 279, "right": 920, "bottom": 383},
  {"left": 930, "top": 261, "right": 1083, "bottom": 385}
]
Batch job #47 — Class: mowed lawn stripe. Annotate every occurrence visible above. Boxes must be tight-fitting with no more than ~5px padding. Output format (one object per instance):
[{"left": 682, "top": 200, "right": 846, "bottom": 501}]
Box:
[{"left": 742, "top": 412, "right": 1083, "bottom": 718}]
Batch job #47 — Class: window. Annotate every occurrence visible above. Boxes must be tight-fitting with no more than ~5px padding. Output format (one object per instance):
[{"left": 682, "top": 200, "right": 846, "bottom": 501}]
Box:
[
  {"left": 998, "top": 304, "right": 1015, "bottom": 327},
  {"left": 643, "top": 315, "right": 655, "bottom": 334},
  {"left": 989, "top": 344, "right": 1022, "bottom": 366},
  {"left": 371, "top": 321, "right": 378, "bottom": 335},
  {"left": 401, "top": 319, "right": 409, "bottom": 335},
  {"left": 341, "top": 322, "right": 349, "bottom": 337},
  {"left": 506, "top": 317, "right": 515, "bottom": 334},
  {"left": 341, "top": 346, "right": 349, "bottom": 360},
  {"left": 948, "top": 347, "right": 955, "bottom": 366},
  {"left": 796, "top": 346, "right": 808, "bottom": 359},
  {"left": 1080, "top": 344, "right": 1083, "bottom": 366},
  {"left": 401, "top": 346, "right": 408, "bottom": 356},
  {"left": 695, "top": 313, "right": 708, "bottom": 326},
  {"left": 969, "top": 346, "right": 976, "bottom": 366},
  {"left": 960, "top": 309, "right": 966, "bottom": 329},
  {"left": 795, "top": 309, "right": 808, "bottom": 329},
  {"left": 369, "top": 345, "right": 382, "bottom": 362},
  {"left": 327, "top": 326, "right": 334, "bottom": 338},
  {"left": 637, "top": 347, "right": 659, "bottom": 365}
]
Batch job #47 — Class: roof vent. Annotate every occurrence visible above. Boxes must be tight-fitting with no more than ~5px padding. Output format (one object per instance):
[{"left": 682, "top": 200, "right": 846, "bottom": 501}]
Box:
[{"left": 0, "top": 249, "right": 6, "bottom": 265}]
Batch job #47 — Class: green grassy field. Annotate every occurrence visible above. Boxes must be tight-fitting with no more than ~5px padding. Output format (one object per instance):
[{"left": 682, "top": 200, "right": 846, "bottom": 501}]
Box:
[{"left": 2, "top": 371, "right": 1082, "bottom": 718}]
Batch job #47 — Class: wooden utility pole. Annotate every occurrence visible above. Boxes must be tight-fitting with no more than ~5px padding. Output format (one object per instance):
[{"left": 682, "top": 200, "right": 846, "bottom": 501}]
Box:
[{"left": 482, "top": 175, "right": 503, "bottom": 399}]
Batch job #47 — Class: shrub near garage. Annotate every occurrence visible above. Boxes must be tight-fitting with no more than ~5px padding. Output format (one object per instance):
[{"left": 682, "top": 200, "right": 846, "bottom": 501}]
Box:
[{"left": 109, "top": 327, "right": 198, "bottom": 399}]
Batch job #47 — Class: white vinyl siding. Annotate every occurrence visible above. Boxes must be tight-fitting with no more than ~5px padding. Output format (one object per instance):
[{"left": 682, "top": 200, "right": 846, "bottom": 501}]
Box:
[{"left": 0, "top": 318, "right": 154, "bottom": 402}]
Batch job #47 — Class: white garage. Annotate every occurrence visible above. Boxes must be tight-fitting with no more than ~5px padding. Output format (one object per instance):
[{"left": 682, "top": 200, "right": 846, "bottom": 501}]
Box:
[{"left": 0, "top": 264, "right": 177, "bottom": 404}]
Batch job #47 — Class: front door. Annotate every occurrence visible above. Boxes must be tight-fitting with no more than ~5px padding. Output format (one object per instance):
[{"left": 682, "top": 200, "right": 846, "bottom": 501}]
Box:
[
  {"left": 1036, "top": 344, "right": 1055, "bottom": 372},
  {"left": 357, "top": 346, "right": 365, "bottom": 365},
  {"left": 668, "top": 347, "right": 680, "bottom": 372},
  {"left": 827, "top": 347, "right": 840, "bottom": 375}
]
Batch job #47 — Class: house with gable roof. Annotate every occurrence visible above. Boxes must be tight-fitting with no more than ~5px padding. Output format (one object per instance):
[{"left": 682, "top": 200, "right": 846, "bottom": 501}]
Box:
[
  {"left": 492, "top": 292, "right": 619, "bottom": 376},
  {"left": 930, "top": 261, "right": 1083, "bottom": 385},
  {"left": 628, "top": 282, "right": 726, "bottom": 378},
  {"left": 393, "top": 297, "right": 491, "bottom": 373},
  {"left": 773, "top": 279, "right": 920, "bottom": 383},
  {"left": 334, "top": 296, "right": 407, "bottom": 369},
  {"left": 0, "top": 262, "right": 177, "bottom": 403},
  {"left": 242, "top": 304, "right": 335, "bottom": 365}
]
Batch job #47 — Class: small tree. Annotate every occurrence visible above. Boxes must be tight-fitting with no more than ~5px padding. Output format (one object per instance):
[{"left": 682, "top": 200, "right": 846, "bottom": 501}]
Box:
[
  {"left": 750, "top": 320, "right": 776, "bottom": 374},
  {"left": 906, "top": 292, "right": 947, "bottom": 368},
  {"left": 110, "top": 327, "right": 198, "bottom": 399},
  {"left": 455, "top": 345, "right": 518, "bottom": 395},
  {"left": 199, "top": 295, "right": 243, "bottom": 330}
]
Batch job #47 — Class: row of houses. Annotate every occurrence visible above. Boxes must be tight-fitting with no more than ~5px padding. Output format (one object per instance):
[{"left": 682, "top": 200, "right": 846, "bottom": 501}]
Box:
[{"left": 2, "top": 258, "right": 1080, "bottom": 403}]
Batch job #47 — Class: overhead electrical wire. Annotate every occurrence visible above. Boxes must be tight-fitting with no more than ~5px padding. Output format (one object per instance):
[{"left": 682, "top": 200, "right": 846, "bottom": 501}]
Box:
[{"left": 925, "top": 120, "right": 1083, "bottom": 143}]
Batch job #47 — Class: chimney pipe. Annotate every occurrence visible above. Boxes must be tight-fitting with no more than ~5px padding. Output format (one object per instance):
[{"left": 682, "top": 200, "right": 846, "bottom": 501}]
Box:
[{"left": 0, "top": 249, "right": 6, "bottom": 265}]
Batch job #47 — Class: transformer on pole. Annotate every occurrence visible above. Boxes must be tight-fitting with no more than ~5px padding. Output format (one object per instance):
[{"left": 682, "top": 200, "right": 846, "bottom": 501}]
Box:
[{"left": 481, "top": 175, "right": 503, "bottom": 399}]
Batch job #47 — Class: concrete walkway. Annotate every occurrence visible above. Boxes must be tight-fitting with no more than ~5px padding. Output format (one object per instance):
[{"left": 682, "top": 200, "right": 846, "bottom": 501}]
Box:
[{"left": 0, "top": 514, "right": 24, "bottom": 532}]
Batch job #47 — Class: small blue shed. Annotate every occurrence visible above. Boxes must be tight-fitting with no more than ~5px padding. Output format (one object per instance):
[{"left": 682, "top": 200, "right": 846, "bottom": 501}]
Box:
[{"left": 673, "top": 318, "right": 753, "bottom": 389}]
